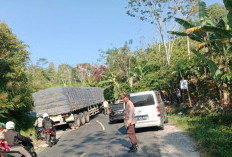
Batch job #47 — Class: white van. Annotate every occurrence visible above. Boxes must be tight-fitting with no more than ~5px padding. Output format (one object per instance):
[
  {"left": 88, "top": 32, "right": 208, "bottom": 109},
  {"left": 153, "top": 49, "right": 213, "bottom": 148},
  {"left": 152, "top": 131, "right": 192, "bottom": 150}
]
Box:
[{"left": 127, "top": 91, "right": 168, "bottom": 129}]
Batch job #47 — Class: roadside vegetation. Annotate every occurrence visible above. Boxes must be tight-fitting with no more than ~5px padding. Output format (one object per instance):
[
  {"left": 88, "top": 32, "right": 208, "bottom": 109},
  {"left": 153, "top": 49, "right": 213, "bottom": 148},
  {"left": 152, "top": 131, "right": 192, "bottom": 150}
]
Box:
[
  {"left": 0, "top": 0, "right": 231, "bottom": 156},
  {"left": 169, "top": 109, "right": 232, "bottom": 157}
]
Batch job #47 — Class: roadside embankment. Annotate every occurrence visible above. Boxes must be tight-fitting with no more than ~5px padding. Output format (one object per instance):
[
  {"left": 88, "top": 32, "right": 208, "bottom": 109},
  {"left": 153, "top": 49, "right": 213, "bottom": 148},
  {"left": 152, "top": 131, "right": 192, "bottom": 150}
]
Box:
[{"left": 169, "top": 112, "right": 232, "bottom": 157}]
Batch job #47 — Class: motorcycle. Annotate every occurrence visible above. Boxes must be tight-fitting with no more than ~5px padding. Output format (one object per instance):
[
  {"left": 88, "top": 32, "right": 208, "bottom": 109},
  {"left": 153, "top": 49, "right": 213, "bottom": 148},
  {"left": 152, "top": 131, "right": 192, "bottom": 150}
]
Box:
[
  {"left": 44, "top": 129, "right": 56, "bottom": 147},
  {"left": 37, "top": 127, "right": 45, "bottom": 140},
  {"left": 0, "top": 139, "right": 37, "bottom": 157},
  {"left": 20, "top": 139, "right": 37, "bottom": 157}
]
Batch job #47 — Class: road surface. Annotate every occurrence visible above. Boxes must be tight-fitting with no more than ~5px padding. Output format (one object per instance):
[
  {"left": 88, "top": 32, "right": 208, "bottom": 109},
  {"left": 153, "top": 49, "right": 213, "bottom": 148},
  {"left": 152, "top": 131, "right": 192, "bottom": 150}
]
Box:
[{"left": 39, "top": 114, "right": 199, "bottom": 157}]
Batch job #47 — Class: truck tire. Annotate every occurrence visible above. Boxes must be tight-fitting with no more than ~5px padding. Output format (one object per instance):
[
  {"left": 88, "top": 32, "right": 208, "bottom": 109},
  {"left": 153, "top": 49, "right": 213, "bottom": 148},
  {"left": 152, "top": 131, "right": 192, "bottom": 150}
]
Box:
[
  {"left": 79, "top": 112, "right": 86, "bottom": 125},
  {"left": 74, "top": 114, "right": 81, "bottom": 127},
  {"left": 84, "top": 111, "right": 90, "bottom": 123},
  {"left": 68, "top": 122, "right": 74, "bottom": 128}
]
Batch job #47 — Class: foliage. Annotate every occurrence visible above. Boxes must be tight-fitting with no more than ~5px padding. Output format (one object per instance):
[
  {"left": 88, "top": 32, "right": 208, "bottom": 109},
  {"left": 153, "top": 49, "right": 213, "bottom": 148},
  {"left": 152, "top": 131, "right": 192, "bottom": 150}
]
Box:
[
  {"left": 169, "top": 0, "right": 232, "bottom": 106},
  {"left": 0, "top": 22, "right": 32, "bottom": 120},
  {"left": 170, "top": 112, "right": 232, "bottom": 157}
]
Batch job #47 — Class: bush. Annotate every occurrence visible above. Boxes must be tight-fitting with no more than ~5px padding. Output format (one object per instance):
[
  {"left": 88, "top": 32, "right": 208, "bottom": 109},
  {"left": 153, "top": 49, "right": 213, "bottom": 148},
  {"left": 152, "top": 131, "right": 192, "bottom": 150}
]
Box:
[{"left": 170, "top": 112, "right": 232, "bottom": 157}]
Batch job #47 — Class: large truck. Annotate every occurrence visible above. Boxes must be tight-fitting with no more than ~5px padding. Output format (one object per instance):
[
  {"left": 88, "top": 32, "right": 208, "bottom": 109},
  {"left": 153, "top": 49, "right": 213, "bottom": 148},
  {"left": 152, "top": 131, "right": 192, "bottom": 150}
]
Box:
[{"left": 33, "top": 86, "right": 104, "bottom": 127}]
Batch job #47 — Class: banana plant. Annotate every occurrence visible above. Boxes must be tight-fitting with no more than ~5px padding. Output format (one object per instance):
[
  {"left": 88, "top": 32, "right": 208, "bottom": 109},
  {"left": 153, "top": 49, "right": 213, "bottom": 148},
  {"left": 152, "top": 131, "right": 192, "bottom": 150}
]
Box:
[{"left": 168, "top": 0, "right": 232, "bottom": 106}]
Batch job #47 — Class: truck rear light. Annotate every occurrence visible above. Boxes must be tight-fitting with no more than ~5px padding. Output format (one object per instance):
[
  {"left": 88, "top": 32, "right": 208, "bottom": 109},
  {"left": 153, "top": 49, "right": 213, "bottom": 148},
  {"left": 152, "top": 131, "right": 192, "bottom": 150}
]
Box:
[
  {"left": 123, "top": 117, "right": 125, "bottom": 121},
  {"left": 156, "top": 106, "right": 160, "bottom": 112},
  {"left": 157, "top": 114, "right": 161, "bottom": 117}
]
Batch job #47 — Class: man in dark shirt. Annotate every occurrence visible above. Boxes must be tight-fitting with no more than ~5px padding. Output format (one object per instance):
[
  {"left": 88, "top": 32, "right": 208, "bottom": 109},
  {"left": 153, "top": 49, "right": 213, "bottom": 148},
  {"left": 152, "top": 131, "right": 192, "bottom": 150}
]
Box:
[
  {"left": 42, "top": 113, "right": 56, "bottom": 141},
  {"left": 123, "top": 94, "right": 138, "bottom": 153},
  {"left": 4, "top": 121, "right": 32, "bottom": 157}
]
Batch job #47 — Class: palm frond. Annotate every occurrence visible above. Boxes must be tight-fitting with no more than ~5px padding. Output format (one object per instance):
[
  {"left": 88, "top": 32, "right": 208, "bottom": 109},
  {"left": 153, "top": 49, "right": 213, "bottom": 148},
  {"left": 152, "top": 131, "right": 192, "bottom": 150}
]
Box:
[
  {"left": 185, "top": 26, "right": 203, "bottom": 34},
  {"left": 174, "top": 17, "right": 194, "bottom": 29},
  {"left": 192, "top": 50, "right": 221, "bottom": 80},
  {"left": 202, "top": 26, "right": 232, "bottom": 37},
  {"left": 197, "top": 40, "right": 232, "bottom": 51},
  {"left": 185, "top": 25, "right": 232, "bottom": 38},
  {"left": 197, "top": 42, "right": 212, "bottom": 51},
  {"left": 168, "top": 31, "right": 203, "bottom": 42}
]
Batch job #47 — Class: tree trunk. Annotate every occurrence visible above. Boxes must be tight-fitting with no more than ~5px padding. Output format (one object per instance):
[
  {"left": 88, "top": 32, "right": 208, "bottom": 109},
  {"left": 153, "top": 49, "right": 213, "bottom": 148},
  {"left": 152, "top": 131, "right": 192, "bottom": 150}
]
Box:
[
  {"left": 187, "top": 36, "right": 191, "bottom": 60},
  {"left": 222, "top": 83, "right": 230, "bottom": 107}
]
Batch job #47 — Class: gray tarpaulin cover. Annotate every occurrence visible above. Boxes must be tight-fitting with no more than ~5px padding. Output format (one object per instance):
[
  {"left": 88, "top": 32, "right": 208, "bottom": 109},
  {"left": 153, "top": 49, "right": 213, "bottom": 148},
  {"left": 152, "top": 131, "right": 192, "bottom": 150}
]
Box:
[{"left": 33, "top": 87, "right": 104, "bottom": 116}]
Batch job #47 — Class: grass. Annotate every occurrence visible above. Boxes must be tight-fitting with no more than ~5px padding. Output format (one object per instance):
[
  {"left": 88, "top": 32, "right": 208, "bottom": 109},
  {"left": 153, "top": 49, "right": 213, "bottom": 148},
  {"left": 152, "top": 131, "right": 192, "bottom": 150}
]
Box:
[{"left": 169, "top": 112, "right": 232, "bottom": 157}]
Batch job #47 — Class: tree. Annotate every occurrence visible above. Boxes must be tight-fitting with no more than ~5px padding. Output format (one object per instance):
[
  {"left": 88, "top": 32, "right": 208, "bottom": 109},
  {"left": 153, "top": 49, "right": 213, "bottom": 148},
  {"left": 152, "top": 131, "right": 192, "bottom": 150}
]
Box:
[
  {"left": 207, "top": 3, "right": 228, "bottom": 24},
  {"left": 0, "top": 22, "right": 32, "bottom": 120},
  {"left": 169, "top": 1, "right": 232, "bottom": 107},
  {"left": 126, "top": 0, "right": 198, "bottom": 65},
  {"left": 57, "top": 64, "right": 73, "bottom": 86}
]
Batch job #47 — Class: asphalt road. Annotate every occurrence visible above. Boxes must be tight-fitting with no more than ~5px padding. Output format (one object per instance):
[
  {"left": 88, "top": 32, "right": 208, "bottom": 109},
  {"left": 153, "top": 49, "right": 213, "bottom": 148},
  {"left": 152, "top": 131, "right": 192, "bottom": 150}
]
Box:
[{"left": 38, "top": 114, "right": 199, "bottom": 157}]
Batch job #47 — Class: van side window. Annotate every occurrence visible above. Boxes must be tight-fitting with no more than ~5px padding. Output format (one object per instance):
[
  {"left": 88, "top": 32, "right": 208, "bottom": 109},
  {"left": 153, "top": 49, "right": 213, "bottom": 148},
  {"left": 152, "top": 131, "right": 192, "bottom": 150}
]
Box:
[
  {"left": 156, "top": 92, "right": 162, "bottom": 104},
  {"left": 130, "top": 94, "right": 155, "bottom": 107}
]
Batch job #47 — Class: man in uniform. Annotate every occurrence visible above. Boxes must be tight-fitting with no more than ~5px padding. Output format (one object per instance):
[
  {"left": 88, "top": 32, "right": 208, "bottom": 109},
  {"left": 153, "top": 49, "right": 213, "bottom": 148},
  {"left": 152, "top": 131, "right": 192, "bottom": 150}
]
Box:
[{"left": 123, "top": 94, "right": 138, "bottom": 153}]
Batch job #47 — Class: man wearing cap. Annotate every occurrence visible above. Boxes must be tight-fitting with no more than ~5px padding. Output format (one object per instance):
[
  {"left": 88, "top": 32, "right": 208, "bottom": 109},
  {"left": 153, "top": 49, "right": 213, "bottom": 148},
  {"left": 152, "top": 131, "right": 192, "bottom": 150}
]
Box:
[{"left": 123, "top": 94, "right": 138, "bottom": 153}]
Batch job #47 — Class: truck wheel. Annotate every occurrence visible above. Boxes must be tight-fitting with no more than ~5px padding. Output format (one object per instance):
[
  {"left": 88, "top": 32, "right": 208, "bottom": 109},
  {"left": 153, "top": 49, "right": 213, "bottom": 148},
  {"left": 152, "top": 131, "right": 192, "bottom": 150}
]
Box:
[
  {"left": 68, "top": 122, "right": 74, "bottom": 128},
  {"left": 79, "top": 112, "right": 86, "bottom": 125},
  {"left": 74, "top": 114, "right": 81, "bottom": 127},
  {"left": 84, "top": 111, "right": 90, "bottom": 123}
]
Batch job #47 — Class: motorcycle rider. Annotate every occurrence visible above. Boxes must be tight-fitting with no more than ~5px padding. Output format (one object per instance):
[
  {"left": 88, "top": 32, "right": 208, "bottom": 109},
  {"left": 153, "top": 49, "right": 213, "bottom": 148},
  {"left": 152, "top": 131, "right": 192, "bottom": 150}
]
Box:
[
  {"left": 34, "top": 114, "right": 43, "bottom": 140},
  {"left": 0, "top": 123, "right": 6, "bottom": 139},
  {"left": 42, "top": 113, "right": 56, "bottom": 142},
  {"left": 3, "top": 121, "right": 32, "bottom": 157}
]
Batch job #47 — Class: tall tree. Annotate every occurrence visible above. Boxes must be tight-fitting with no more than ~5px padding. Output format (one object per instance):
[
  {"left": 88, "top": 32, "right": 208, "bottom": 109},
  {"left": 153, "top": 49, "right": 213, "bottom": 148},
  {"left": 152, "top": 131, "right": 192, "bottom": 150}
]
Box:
[
  {"left": 126, "top": 0, "right": 197, "bottom": 65},
  {"left": 0, "top": 22, "right": 32, "bottom": 119}
]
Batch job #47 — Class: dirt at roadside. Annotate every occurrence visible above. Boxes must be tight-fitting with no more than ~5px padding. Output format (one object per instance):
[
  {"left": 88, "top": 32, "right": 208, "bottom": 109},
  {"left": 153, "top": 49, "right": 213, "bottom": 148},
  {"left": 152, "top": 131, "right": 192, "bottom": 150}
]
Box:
[{"left": 155, "top": 123, "right": 199, "bottom": 157}]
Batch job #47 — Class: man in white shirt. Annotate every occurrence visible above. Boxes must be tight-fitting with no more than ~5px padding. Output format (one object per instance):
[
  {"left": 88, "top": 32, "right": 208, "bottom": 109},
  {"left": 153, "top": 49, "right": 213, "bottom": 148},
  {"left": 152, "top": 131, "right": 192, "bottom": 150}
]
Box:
[{"left": 103, "top": 100, "right": 109, "bottom": 115}]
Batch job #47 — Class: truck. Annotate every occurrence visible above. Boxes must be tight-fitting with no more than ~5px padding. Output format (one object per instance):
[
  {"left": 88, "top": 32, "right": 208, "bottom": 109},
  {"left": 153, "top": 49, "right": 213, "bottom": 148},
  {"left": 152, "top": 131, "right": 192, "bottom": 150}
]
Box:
[{"left": 33, "top": 86, "right": 104, "bottom": 128}]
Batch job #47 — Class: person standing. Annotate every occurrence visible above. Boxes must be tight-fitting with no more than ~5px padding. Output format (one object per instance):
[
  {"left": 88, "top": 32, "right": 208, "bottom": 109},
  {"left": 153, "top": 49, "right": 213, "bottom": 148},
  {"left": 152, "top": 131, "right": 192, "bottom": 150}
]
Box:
[
  {"left": 103, "top": 100, "right": 109, "bottom": 115},
  {"left": 34, "top": 114, "right": 43, "bottom": 140},
  {"left": 176, "top": 87, "right": 182, "bottom": 104},
  {"left": 123, "top": 94, "right": 138, "bottom": 153}
]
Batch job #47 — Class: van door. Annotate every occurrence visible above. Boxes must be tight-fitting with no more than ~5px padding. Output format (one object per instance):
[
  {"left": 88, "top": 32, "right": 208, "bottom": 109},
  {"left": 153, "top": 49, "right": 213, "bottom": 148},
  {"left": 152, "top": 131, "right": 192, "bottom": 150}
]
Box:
[{"left": 130, "top": 92, "right": 160, "bottom": 123}]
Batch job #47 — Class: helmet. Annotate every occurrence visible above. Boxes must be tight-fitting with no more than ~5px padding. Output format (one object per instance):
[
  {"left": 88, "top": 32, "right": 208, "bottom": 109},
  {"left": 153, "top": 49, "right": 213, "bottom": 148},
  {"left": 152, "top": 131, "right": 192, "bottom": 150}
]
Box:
[
  {"left": 0, "top": 123, "right": 5, "bottom": 129},
  {"left": 36, "top": 113, "right": 42, "bottom": 118},
  {"left": 6, "top": 121, "right": 15, "bottom": 130},
  {"left": 43, "top": 113, "right": 49, "bottom": 118}
]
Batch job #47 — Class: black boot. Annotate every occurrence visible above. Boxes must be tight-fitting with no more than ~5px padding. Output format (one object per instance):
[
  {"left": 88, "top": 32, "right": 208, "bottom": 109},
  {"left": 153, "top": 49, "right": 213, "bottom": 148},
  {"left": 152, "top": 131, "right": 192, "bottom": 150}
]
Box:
[{"left": 128, "top": 144, "right": 138, "bottom": 153}]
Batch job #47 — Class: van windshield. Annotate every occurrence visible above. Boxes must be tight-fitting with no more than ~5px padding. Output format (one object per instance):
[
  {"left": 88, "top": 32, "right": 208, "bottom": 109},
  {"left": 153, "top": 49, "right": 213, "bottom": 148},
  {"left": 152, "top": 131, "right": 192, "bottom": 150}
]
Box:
[{"left": 130, "top": 94, "right": 155, "bottom": 107}]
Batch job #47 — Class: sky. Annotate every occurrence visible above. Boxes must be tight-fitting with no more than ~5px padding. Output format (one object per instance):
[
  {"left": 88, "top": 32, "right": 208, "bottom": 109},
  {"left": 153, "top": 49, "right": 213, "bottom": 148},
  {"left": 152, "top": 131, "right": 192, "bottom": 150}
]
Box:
[{"left": 0, "top": 0, "right": 224, "bottom": 67}]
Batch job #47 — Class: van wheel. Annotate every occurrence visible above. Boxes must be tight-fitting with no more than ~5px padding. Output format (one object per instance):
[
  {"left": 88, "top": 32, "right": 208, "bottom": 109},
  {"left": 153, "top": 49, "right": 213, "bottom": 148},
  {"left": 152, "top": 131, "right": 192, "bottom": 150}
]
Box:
[
  {"left": 74, "top": 114, "right": 81, "bottom": 127},
  {"left": 84, "top": 111, "right": 90, "bottom": 123},
  {"left": 79, "top": 112, "right": 86, "bottom": 125}
]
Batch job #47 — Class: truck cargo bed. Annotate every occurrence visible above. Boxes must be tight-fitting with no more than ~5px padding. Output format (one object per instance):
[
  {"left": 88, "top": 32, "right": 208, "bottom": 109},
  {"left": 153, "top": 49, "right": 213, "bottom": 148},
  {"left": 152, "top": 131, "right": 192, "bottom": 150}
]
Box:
[{"left": 33, "top": 87, "right": 104, "bottom": 115}]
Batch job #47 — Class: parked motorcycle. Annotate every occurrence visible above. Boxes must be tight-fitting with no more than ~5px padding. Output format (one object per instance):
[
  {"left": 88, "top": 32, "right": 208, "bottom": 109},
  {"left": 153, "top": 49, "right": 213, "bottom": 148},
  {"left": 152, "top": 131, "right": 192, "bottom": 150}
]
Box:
[{"left": 45, "top": 129, "right": 56, "bottom": 147}]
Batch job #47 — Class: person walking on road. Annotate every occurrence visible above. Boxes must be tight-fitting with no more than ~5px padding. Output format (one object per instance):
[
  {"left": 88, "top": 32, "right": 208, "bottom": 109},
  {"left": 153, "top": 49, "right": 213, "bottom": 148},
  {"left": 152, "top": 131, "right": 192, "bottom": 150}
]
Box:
[
  {"left": 123, "top": 94, "right": 138, "bottom": 153},
  {"left": 103, "top": 100, "right": 109, "bottom": 115}
]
